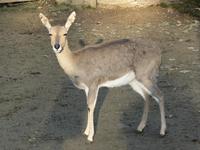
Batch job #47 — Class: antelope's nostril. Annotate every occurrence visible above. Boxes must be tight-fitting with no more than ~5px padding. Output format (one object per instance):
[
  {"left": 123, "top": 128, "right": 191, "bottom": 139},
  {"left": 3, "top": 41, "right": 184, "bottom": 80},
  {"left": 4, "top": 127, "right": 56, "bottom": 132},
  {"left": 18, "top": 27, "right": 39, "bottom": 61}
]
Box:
[{"left": 54, "top": 44, "right": 60, "bottom": 50}]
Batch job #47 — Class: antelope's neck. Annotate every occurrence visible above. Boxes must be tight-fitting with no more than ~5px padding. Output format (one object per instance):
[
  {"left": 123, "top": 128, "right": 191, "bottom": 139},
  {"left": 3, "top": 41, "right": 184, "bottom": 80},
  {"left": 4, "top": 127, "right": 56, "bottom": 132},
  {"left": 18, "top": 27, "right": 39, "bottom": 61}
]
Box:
[{"left": 55, "top": 43, "right": 76, "bottom": 75}]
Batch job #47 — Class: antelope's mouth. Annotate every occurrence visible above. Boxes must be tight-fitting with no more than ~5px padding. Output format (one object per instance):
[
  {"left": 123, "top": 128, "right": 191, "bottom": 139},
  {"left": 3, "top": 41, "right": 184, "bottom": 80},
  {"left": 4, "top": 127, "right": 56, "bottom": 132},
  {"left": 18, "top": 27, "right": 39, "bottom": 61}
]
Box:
[{"left": 53, "top": 47, "right": 63, "bottom": 53}]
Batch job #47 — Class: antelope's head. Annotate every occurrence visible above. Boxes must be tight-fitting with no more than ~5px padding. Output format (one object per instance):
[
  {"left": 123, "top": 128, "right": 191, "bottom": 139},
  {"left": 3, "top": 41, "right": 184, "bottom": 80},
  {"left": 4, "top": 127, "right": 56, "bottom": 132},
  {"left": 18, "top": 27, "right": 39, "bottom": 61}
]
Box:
[{"left": 39, "top": 11, "right": 76, "bottom": 53}]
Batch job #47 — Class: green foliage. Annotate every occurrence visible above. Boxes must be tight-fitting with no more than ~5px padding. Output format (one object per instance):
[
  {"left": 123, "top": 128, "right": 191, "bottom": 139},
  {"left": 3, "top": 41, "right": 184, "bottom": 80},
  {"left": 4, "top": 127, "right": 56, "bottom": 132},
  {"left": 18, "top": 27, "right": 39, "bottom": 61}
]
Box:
[
  {"left": 0, "top": 1, "right": 94, "bottom": 13},
  {"left": 159, "top": 2, "right": 169, "bottom": 8},
  {"left": 0, "top": 1, "right": 39, "bottom": 12},
  {"left": 160, "top": 0, "right": 200, "bottom": 18},
  {"left": 172, "top": 0, "right": 200, "bottom": 18},
  {"left": 49, "top": 3, "right": 75, "bottom": 12},
  {"left": 81, "top": 5, "right": 95, "bottom": 10}
]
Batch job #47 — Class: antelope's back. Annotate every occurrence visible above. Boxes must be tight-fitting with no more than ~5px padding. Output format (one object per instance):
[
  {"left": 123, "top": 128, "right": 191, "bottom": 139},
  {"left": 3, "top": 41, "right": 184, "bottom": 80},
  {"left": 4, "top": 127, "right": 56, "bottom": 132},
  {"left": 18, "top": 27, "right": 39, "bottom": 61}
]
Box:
[{"left": 74, "top": 38, "right": 161, "bottom": 79}]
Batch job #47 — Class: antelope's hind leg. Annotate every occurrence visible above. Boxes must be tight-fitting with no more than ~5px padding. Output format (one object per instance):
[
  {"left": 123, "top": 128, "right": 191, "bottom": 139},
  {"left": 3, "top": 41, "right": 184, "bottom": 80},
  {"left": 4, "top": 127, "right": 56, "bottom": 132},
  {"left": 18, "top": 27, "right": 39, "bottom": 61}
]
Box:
[
  {"left": 129, "top": 80, "right": 150, "bottom": 132},
  {"left": 132, "top": 79, "right": 167, "bottom": 136},
  {"left": 83, "top": 88, "right": 89, "bottom": 136},
  {"left": 150, "top": 84, "right": 166, "bottom": 136}
]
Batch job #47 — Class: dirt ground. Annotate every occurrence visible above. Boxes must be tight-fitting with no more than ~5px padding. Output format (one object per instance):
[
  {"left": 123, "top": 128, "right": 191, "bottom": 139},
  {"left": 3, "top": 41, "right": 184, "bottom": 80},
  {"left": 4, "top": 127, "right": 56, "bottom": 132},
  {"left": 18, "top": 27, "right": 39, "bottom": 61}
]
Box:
[{"left": 0, "top": 5, "right": 200, "bottom": 150}]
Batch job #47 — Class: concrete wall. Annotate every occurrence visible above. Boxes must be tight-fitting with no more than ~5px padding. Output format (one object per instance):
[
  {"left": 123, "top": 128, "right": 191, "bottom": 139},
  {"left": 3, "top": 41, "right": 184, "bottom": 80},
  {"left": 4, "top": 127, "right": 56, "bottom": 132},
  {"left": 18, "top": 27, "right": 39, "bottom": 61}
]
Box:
[
  {"left": 98, "top": 0, "right": 161, "bottom": 8},
  {"left": 55, "top": 0, "right": 169, "bottom": 8},
  {"left": 56, "top": 0, "right": 97, "bottom": 7}
]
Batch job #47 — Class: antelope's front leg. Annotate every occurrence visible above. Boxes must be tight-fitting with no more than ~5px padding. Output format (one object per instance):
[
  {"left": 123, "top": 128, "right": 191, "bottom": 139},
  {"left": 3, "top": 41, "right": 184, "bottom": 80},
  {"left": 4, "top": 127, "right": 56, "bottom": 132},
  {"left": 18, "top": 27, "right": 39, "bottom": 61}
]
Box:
[
  {"left": 84, "top": 88, "right": 90, "bottom": 136},
  {"left": 84, "top": 86, "right": 99, "bottom": 142}
]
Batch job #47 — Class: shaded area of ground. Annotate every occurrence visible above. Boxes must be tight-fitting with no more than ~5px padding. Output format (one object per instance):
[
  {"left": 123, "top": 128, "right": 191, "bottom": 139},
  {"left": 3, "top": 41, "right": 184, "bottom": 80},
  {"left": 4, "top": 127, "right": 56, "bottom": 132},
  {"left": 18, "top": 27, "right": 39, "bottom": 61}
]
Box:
[{"left": 0, "top": 5, "right": 200, "bottom": 150}]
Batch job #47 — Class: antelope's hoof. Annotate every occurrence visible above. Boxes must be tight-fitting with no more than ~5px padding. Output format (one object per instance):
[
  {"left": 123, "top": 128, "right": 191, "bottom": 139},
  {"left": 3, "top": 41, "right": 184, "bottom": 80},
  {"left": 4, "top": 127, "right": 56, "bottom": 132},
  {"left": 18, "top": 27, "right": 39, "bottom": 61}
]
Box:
[
  {"left": 135, "top": 129, "right": 144, "bottom": 134},
  {"left": 83, "top": 132, "right": 89, "bottom": 136},
  {"left": 87, "top": 137, "right": 94, "bottom": 143},
  {"left": 160, "top": 130, "right": 167, "bottom": 137}
]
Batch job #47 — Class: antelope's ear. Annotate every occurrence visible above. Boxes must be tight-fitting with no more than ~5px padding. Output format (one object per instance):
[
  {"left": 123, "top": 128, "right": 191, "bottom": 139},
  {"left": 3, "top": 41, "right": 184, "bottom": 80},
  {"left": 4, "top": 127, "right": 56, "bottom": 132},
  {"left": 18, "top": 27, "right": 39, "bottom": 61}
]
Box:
[
  {"left": 65, "top": 11, "right": 76, "bottom": 32},
  {"left": 39, "top": 13, "right": 51, "bottom": 31}
]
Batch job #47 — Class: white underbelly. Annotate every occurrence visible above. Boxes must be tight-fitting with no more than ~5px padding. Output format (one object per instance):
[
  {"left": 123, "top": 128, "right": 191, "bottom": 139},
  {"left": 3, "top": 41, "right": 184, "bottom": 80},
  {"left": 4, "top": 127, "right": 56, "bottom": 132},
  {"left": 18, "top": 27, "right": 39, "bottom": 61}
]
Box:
[
  {"left": 76, "top": 72, "right": 135, "bottom": 96},
  {"left": 100, "top": 71, "right": 135, "bottom": 88}
]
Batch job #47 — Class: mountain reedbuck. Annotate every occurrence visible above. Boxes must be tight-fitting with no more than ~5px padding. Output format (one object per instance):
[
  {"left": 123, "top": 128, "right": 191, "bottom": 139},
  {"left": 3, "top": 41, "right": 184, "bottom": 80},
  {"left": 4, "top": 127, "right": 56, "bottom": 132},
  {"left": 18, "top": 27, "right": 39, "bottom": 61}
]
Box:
[{"left": 39, "top": 11, "right": 166, "bottom": 142}]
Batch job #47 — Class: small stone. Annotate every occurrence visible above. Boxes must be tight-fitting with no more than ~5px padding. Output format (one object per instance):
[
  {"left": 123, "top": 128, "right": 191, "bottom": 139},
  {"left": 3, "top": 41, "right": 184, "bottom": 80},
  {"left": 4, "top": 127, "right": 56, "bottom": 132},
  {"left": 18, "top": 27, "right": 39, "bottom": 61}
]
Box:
[
  {"left": 192, "top": 49, "right": 199, "bottom": 52},
  {"left": 42, "top": 55, "right": 49, "bottom": 58},
  {"left": 180, "top": 70, "right": 191, "bottom": 73},
  {"left": 194, "top": 20, "right": 199, "bottom": 27},
  {"left": 167, "top": 8, "right": 174, "bottom": 13},
  {"left": 96, "top": 21, "right": 101, "bottom": 25},
  {"left": 188, "top": 47, "right": 195, "bottom": 50},
  {"left": 169, "top": 58, "right": 176, "bottom": 61},
  {"left": 75, "top": 23, "right": 81, "bottom": 26},
  {"left": 165, "top": 31, "right": 170, "bottom": 35},
  {"left": 178, "top": 39, "right": 184, "bottom": 42},
  {"left": 177, "top": 20, "right": 181, "bottom": 24},
  {"left": 28, "top": 137, "right": 36, "bottom": 143},
  {"left": 176, "top": 20, "right": 182, "bottom": 27}
]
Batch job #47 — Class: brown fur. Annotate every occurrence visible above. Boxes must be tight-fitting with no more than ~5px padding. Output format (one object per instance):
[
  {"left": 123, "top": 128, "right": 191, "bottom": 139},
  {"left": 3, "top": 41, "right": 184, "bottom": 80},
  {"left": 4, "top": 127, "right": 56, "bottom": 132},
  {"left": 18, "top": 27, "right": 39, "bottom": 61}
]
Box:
[
  {"left": 39, "top": 12, "right": 166, "bottom": 142},
  {"left": 65, "top": 38, "right": 161, "bottom": 87}
]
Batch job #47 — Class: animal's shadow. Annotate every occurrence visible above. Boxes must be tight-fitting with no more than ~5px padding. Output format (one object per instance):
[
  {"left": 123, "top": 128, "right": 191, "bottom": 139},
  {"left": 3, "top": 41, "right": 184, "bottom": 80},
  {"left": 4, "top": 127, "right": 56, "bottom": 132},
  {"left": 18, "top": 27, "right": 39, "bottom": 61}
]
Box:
[
  {"left": 37, "top": 73, "right": 200, "bottom": 150},
  {"left": 122, "top": 74, "right": 200, "bottom": 150},
  {"left": 39, "top": 77, "right": 108, "bottom": 148}
]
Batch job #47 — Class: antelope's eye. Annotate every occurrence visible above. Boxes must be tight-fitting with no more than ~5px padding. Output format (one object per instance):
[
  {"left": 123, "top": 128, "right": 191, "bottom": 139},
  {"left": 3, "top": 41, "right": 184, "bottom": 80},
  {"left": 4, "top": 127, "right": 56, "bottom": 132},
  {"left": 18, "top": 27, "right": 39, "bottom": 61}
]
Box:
[
  {"left": 64, "top": 33, "right": 67, "bottom": 36},
  {"left": 49, "top": 33, "right": 52, "bottom": 36}
]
